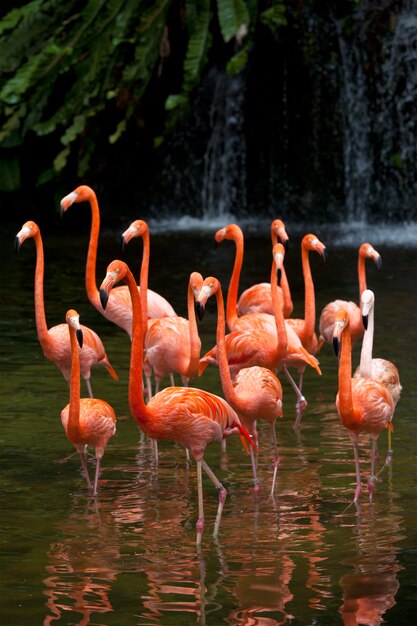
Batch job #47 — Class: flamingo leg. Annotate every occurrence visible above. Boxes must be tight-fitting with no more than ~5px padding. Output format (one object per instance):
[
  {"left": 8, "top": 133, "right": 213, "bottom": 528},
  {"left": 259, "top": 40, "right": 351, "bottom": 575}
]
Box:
[
  {"left": 386, "top": 427, "right": 393, "bottom": 465},
  {"left": 79, "top": 448, "right": 93, "bottom": 493},
  {"left": 93, "top": 454, "right": 102, "bottom": 497},
  {"left": 196, "top": 459, "right": 205, "bottom": 545},
  {"left": 250, "top": 445, "right": 259, "bottom": 493},
  {"left": 270, "top": 421, "right": 280, "bottom": 497},
  {"left": 85, "top": 378, "right": 93, "bottom": 398},
  {"left": 201, "top": 458, "right": 227, "bottom": 537},
  {"left": 282, "top": 365, "right": 307, "bottom": 426},
  {"left": 350, "top": 433, "right": 362, "bottom": 504},
  {"left": 169, "top": 373, "right": 175, "bottom": 387},
  {"left": 368, "top": 436, "right": 378, "bottom": 502}
]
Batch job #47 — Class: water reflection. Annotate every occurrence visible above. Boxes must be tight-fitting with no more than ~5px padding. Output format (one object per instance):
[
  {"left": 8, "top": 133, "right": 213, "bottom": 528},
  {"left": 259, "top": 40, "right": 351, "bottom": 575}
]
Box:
[{"left": 339, "top": 489, "right": 404, "bottom": 625}]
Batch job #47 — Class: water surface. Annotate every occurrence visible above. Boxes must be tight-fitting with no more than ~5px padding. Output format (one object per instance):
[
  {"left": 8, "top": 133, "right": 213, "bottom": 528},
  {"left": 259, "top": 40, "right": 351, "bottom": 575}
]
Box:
[{"left": 1, "top": 220, "right": 416, "bottom": 625}]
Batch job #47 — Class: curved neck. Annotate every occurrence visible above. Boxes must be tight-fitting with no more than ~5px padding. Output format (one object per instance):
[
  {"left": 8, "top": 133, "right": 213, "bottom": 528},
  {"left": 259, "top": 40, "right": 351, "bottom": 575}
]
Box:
[
  {"left": 85, "top": 192, "right": 101, "bottom": 305},
  {"left": 301, "top": 245, "right": 315, "bottom": 339},
  {"left": 184, "top": 281, "right": 201, "bottom": 379},
  {"left": 125, "top": 269, "right": 149, "bottom": 420},
  {"left": 271, "top": 263, "right": 287, "bottom": 364},
  {"left": 225, "top": 231, "right": 244, "bottom": 330},
  {"left": 67, "top": 325, "right": 81, "bottom": 441},
  {"left": 213, "top": 286, "right": 244, "bottom": 410},
  {"left": 337, "top": 326, "right": 356, "bottom": 427},
  {"left": 357, "top": 253, "right": 367, "bottom": 299},
  {"left": 138, "top": 229, "right": 149, "bottom": 342},
  {"left": 32, "top": 231, "right": 50, "bottom": 346},
  {"left": 271, "top": 230, "right": 292, "bottom": 317},
  {"left": 358, "top": 306, "right": 374, "bottom": 378}
]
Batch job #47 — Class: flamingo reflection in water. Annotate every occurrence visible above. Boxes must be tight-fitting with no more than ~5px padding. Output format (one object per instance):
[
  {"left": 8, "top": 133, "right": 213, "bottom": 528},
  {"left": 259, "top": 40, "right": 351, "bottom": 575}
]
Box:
[{"left": 43, "top": 500, "right": 120, "bottom": 626}]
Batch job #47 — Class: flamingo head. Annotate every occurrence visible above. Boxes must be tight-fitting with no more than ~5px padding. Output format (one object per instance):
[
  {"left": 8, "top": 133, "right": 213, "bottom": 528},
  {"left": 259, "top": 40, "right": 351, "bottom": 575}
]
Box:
[
  {"left": 190, "top": 272, "right": 204, "bottom": 300},
  {"left": 99, "top": 260, "right": 128, "bottom": 309},
  {"left": 272, "top": 243, "right": 285, "bottom": 286},
  {"left": 332, "top": 309, "right": 350, "bottom": 356},
  {"left": 214, "top": 223, "right": 242, "bottom": 247},
  {"left": 65, "top": 309, "right": 83, "bottom": 348},
  {"left": 361, "top": 289, "right": 375, "bottom": 331},
  {"left": 302, "top": 234, "right": 327, "bottom": 262},
  {"left": 120, "top": 219, "right": 148, "bottom": 252},
  {"left": 195, "top": 276, "right": 221, "bottom": 320},
  {"left": 271, "top": 219, "right": 289, "bottom": 251},
  {"left": 60, "top": 185, "right": 95, "bottom": 215},
  {"left": 14, "top": 221, "right": 38, "bottom": 253},
  {"left": 359, "top": 243, "right": 382, "bottom": 269}
]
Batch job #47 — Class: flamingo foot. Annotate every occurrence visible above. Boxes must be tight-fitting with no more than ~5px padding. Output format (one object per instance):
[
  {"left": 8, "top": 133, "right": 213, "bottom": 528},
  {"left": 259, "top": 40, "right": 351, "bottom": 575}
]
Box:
[
  {"left": 253, "top": 478, "right": 260, "bottom": 494},
  {"left": 196, "top": 517, "right": 204, "bottom": 545},
  {"left": 354, "top": 481, "right": 362, "bottom": 504}
]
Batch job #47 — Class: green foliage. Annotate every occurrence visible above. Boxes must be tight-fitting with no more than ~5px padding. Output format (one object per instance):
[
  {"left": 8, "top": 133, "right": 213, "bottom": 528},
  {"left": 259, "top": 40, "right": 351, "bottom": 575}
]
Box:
[
  {"left": 260, "top": 1, "right": 287, "bottom": 30},
  {"left": 0, "top": 0, "right": 285, "bottom": 183}
]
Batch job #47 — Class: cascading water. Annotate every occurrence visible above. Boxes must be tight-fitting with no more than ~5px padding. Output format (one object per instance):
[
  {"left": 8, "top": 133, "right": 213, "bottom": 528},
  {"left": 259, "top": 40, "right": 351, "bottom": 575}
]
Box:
[{"left": 201, "top": 69, "right": 247, "bottom": 219}]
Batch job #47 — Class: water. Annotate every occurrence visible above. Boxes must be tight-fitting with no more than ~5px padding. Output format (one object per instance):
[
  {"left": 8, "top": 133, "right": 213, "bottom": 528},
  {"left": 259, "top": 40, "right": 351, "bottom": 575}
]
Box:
[{"left": 0, "top": 220, "right": 416, "bottom": 625}]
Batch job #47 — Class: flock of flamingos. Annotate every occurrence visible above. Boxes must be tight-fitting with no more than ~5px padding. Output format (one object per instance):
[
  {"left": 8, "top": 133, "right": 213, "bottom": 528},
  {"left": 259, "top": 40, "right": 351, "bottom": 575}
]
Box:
[{"left": 15, "top": 184, "right": 402, "bottom": 544}]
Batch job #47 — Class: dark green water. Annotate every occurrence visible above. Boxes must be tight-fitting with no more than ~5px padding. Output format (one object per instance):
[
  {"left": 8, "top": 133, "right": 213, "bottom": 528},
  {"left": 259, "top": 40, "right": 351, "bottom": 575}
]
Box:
[{"left": 1, "top": 219, "right": 416, "bottom": 625}]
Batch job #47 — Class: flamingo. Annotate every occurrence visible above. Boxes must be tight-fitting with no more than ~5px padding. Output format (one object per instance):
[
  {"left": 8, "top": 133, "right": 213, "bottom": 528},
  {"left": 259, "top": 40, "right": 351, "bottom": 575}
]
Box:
[
  {"left": 15, "top": 221, "right": 118, "bottom": 397},
  {"left": 332, "top": 308, "right": 394, "bottom": 504},
  {"left": 98, "top": 259, "right": 256, "bottom": 544},
  {"left": 215, "top": 224, "right": 293, "bottom": 336},
  {"left": 199, "top": 244, "right": 322, "bottom": 425},
  {"left": 285, "top": 234, "right": 326, "bottom": 392},
  {"left": 61, "top": 309, "right": 116, "bottom": 496},
  {"left": 237, "top": 219, "right": 293, "bottom": 318},
  {"left": 196, "top": 275, "right": 284, "bottom": 495},
  {"left": 319, "top": 243, "right": 381, "bottom": 349},
  {"left": 353, "top": 289, "right": 402, "bottom": 463},
  {"left": 121, "top": 219, "right": 199, "bottom": 396},
  {"left": 143, "top": 272, "right": 203, "bottom": 397},
  {"left": 60, "top": 186, "right": 176, "bottom": 338}
]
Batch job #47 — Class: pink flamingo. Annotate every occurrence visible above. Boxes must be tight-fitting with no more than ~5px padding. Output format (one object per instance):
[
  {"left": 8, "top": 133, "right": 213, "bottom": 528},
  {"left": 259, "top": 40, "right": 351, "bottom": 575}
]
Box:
[
  {"left": 353, "top": 289, "right": 401, "bottom": 463},
  {"left": 196, "top": 275, "right": 284, "bottom": 495},
  {"left": 15, "top": 221, "right": 118, "bottom": 397},
  {"left": 286, "top": 234, "right": 326, "bottom": 392},
  {"left": 236, "top": 219, "right": 293, "bottom": 318},
  {"left": 199, "top": 244, "right": 321, "bottom": 425},
  {"left": 319, "top": 243, "right": 381, "bottom": 349},
  {"left": 332, "top": 309, "right": 394, "bottom": 504},
  {"left": 60, "top": 186, "right": 176, "bottom": 338},
  {"left": 61, "top": 309, "right": 116, "bottom": 496},
  {"left": 215, "top": 224, "right": 293, "bottom": 335},
  {"left": 99, "top": 259, "right": 256, "bottom": 544}
]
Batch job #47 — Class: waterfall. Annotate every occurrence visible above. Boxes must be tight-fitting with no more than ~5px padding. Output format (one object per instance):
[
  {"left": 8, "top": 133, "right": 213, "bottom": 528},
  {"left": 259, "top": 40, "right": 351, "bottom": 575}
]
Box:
[{"left": 201, "top": 69, "right": 247, "bottom": 219}]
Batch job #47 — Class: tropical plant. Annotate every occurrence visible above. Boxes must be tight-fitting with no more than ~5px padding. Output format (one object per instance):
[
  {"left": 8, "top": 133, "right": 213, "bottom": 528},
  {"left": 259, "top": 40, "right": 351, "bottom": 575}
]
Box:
[{"left": 0, "top": 0, "right": 287, "bottom": 191}]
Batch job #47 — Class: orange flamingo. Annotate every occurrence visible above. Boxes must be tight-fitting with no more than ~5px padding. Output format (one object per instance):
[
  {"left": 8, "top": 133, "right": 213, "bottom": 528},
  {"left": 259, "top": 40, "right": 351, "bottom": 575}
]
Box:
[
  {"left": 121, "top": 220, "right": 201, "bottom": 395},
  {"left": 215, "top": 224, "right": 293, "bottom": 335},
  {"left": 332, "top": 308, "right": 394, "bottom": 503},
  {"left": 61, "top": 310, "right": 116, "bottom": 495},
  {"left": 319, "top": 243, "right": 381, "bottom": 349},
  {"left": 199, "top": 244, "right": 321, "bottom": 424},
  {"left": 354, "top": 289, "right": 402, "bottom": 463},
  {"left": 196, "top": 275, "right": 284, "bottom": 495},
  {"left": 286, "top": 234, "right": 326, "bottom": 392},
  {"left": 15, "top": 221, "right": 118, "bottom": 397},
  {"left": 99, "top": 259, "right": 256, "bottom": 544},
  {"left": 60, "top": 186, "right": 176, "bottom": 338},
  {"left": 236, "top": 219, "right": 293, "bottom": 318},
  {"left": 143, "top": 272, "right": 203, "bottom": 397}
]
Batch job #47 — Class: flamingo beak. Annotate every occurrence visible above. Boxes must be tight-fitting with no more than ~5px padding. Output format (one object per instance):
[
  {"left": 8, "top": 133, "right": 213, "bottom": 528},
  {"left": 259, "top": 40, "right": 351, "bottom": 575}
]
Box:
[
  {"left": 76, "top": 328, "right": 83, "bottom": 349},
  {"left": 375, "top": 255, "right": 382, "bottom": 270},
  {"left": 362, "top": 314, "right": 368, "bottom": 330},
  {"left": 333, "top": 336, "right": 340, "bottom": 357},
  {"left": 196, "top": 301, "right": 205, "bottom": 321},
  {"left": 321, "top": 247, "right": 327, "bottom": 263},
  {"left": 120, "top": 235, "right": 126, "bottom": 253},
  {"left": 277, "top": 268, "right": 282, "bottom": 286},
  {"left": 14, "top": 236, "right": 21, "bottom": 254},
  {"left": 100, "top": 289, "right": 109, "bottom": 310}
]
